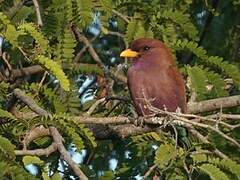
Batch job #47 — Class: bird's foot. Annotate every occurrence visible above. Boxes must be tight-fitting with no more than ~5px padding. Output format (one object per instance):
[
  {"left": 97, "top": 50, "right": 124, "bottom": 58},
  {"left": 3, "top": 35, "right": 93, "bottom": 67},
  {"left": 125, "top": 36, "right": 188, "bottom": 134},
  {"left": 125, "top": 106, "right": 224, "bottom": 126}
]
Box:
[{"left": 129, "top": 116, "right": 145, "bottom": 127}]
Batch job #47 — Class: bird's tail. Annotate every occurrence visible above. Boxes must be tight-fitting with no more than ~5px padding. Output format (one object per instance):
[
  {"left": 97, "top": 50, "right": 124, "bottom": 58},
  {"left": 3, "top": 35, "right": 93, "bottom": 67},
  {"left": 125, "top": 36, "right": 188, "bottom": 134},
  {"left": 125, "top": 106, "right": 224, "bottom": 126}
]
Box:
[{"left": 176, "top": 126, "right": 192, "bottom": 149}]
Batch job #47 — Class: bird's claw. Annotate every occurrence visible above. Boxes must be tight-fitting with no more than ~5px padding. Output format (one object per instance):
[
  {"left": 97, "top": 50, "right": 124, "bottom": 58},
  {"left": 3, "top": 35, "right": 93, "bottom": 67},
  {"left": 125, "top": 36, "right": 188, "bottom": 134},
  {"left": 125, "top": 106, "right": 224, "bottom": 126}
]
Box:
[{"left": 129, "top": 116, "right": 145, "bottom": 127}]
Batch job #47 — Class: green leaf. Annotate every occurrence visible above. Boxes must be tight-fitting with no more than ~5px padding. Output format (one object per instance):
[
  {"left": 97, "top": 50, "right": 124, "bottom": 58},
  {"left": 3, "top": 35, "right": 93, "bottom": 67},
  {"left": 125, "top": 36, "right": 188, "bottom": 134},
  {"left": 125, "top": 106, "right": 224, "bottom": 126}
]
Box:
[
  {"left": 190, "top": 153, "right": 207, "bottom": 164},
  {"left": 210, "top": 158, "right": 240, "bottom": 179},
  {"left": 187, "top": 66, "right": 208, "bottom": 100},
  {"left": 23, "top": 156, "right": 44, "bottom": 166},
  {"left": 198, "top": 164, "right": 230, "bottom": 180},
  {"left": 0, "top": 135, "right": 16, "bottom": 160},
  {"left": 76, "top": 0, "right": 93, "bottom": 28},
  {"left": 42, "top": 172, "right": 51, "bottom": 180},
  {"left": 36, "top": 55, "right": 70, "bottom": 91},
  {"left": 125, "top": 18, "right": 138, "bottom": 44},
  {"left": 51, "top": 173, "right": 61, "bottom": 180},
  {"left": 0, "top": 108, "right": 17, "bottom": 121},
  {"left": 154, "top": 143, "right": 176, "bottom": 169},
  {"left": 160, "top": 10, "right": 198, "bottom": 40},
  {"left": 18, "top": 23, "right": 50, "bottom": 54},
  {"left": 99, "top": 171, "right": 115, "bottom": 180}
]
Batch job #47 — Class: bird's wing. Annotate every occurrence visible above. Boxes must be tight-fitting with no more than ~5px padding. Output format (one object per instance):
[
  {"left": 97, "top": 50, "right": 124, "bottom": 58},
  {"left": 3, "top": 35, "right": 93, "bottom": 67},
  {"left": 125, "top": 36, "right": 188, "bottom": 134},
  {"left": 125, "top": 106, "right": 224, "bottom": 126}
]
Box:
[{"left": 167, "top": 65, "right": 187, "bottom": 113}]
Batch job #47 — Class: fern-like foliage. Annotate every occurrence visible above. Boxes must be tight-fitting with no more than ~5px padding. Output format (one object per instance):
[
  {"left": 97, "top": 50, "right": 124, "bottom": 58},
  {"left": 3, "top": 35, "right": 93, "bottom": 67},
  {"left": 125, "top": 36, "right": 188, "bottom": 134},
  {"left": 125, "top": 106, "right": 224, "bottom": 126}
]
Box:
[
  {"left": 41, "top": 114, "right": 96, "bottom": 151},
  {"left": 187, "top": 66, "right": 208, "bottom": 100},
  {"left": 154, "top": 143, "right": 176, "bottom": 169},
  {"left": 18, "top": 23, "right": 50, "bottom": 54},
  {"left": 58, "top": 89, "right": 82, "bottom": 114},
  {"left": 0, "top": 82, "right": 9, "bottom": 108},
  {"left": 22, "top": 83, "right": 64, "bottom": 113},
  {"left": 0, "top": 161, "right": 38, "bottom": 180},
  {"left": 55, "top": 27, "right": 76, "bottom": 63},
  {"left": 65, "top": 0, "right": 93, "bottom": 28},
  {"left": 36, "top": 55, "right": 70, "bottom": 91},
  {"left": 11, "top": 6, "right": 34, "bottom": 25},
  {"left": 0, "top": 109, "right": 17, "bottom": 122},
  {"left": 125, "top": 18, "right": 153, "bottom": 44},
  {"left": 76, "top": 123, "right": 97, "bottom": 149},
  {"left": 75, "top": 0, "right": 93, "bottom": 28},
  {"left": 130, "top": 132, "right": 162, "bottom": 145},
  {"left": 0, "top": 135, "right": 15, "bottom": 160},
  {"left": 175, "top": 39, "right": 240, "bottom": 85},
  {"left": 191, "top": 153, "right": 240, "bottom": 180},
  {"left": 71, "top": 63, "right": 104, "bottom": 76},
  {"left": 198, "top": 164, "right": 230, "bottom": 180},
  {"left": 158, "top": 10, "right": 199, "bottom": 40},
  {"left": 209, "top": 158, "right": 240, "bottom": 179},
  {"left": 0, "top": 12, "right": 21, "bottom": 47}
]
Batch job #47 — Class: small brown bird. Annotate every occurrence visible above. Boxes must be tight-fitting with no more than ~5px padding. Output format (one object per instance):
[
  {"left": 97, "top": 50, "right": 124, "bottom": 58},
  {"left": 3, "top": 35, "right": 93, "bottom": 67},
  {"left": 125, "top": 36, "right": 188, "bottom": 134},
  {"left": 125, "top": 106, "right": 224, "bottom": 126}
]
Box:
[
  {"left": 120, "top": 38, "right": 189, "bottom": 147},
  {"left": 120, "top": 38, "right": 186, "bottom": 116}
]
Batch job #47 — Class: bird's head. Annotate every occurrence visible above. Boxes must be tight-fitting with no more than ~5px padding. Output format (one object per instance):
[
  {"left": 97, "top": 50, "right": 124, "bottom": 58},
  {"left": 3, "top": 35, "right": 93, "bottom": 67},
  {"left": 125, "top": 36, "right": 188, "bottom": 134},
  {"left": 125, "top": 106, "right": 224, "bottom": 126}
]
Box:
[{"left": 120, "top": 38, "right": 174, "bottom": 68}]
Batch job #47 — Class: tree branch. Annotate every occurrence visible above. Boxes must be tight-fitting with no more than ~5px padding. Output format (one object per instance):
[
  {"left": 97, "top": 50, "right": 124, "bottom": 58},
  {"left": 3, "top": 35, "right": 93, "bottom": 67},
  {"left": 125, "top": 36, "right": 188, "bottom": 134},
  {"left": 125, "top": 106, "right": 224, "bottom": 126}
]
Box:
[
  {"left": 49, "top": 126, "right": 88, "bottom": 180},
  {"left": 112, "top": 9, "right": 130, "bottom": 23},
  {"left": 187, "top": 95, "right": 240, "bottom": 114},
  {"left": 13, "top": 88, "right": 49, "bottom": 116},
  {"left": 71, "top": 26, "right": 104, "bottom": 68},
  {"left": 0, "top": 65, "right": 44, "bottom": 82},
  {"left": 15, "top": 143, "right": 57, "bottom": 156},
  {"left": 32, "top": 0, "right": 43, "bottom": 27},
  {"left": 12, "top": 88, "right": 240, "bottom": 159}
]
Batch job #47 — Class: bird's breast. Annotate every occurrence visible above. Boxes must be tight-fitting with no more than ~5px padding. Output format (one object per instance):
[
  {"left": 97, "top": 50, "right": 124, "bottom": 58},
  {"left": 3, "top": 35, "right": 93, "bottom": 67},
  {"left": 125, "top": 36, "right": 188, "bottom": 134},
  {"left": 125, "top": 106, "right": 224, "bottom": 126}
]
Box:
[{"left": 127, "top": 66, "right": 186, "bottom": 116}]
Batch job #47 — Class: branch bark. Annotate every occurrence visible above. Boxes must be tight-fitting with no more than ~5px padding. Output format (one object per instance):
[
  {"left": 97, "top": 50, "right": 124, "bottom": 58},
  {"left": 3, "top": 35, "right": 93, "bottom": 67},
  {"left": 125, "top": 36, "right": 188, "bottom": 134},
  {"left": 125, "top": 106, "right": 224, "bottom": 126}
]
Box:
[
  {"left": 32, "top": 0, "right": 43, "bottom": 27},
  {"left": 13, "top": 88, "right": 49, "bottom": 116},
  {"left": 12, "top": 88, "right": 240, "bottom": 161},
  {"left": 15, "top": 143, "right": 57, "bottom": 156},
  {"left": 0, "top": 65, "right": 44, "bottom": 82},
  {"left": 49, "top": 126, "right": 88, "bottom": 180},
  {"left": 187, "top": 95, "right": 240, "bottom": 114}
]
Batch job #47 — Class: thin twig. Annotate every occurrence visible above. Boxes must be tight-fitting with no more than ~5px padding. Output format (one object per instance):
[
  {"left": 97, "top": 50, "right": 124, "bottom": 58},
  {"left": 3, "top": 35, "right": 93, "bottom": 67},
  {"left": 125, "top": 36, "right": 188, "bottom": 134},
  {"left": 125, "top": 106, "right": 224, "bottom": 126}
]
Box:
[
  {"left": 32, "top": 0, "right": 43, "bottom": 27},
  {"left": 142, "top": 164, "right": 158, "bottom": 179},
  {"left": 112, "top": 9, "right": 130, "bottom": 23},
  {"left": 2, "top": 52, "right": 12, "bottom": 71},
  {"left": 85, "top": 98, "right": 106, "bottom": 116},
  {"left": 71, "top": 26, "right": 104, "bottom": 68},
  {"left": 74, "top": 37, "right": 97, "bottom": 62},
  {"left": 189, "top": 128, "right": 228, "bottom": 159},
  {"left": 38, "top": 71, "right": 48, "bottom": 91},
  {"left": 18, "top": 47, "right": 31, "bottom": 62},
  {"left": 106, "top": 31, "right": 124, "bottom": 38},
  {"left": 13, "top": 88, "right": 49, "bottom": 116}
]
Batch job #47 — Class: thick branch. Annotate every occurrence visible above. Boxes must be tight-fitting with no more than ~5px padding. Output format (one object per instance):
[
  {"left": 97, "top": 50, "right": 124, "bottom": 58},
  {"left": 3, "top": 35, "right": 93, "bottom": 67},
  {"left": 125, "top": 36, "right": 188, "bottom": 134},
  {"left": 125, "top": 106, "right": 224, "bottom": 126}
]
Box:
[
  {"left": 15, "top": 143, "right": 57, "bottom": 156},
  {"left": 0, "top": 65, "right": 44, "bottom": 82},
  {"left": 22, "top": 125, "right": 50, "bottom": 149},
  {"left": 12, "top": 88, "right": 240, "bottom": 158},
  {"left": 187, "top": 95, "right": 240, "bottom": 114}
]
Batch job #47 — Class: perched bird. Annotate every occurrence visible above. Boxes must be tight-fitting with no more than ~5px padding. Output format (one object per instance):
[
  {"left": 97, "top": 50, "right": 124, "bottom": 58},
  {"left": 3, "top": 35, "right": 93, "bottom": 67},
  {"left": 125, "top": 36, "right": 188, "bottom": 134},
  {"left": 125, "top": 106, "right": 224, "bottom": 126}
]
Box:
[{"left": 120, "top": 38, "right": 189, "bottom": 147}]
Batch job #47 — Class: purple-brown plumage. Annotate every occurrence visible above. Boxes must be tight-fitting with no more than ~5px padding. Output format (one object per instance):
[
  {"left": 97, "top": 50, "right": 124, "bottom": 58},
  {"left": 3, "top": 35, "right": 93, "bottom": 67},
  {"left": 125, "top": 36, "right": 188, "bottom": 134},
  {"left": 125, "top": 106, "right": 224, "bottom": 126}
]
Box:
[{"left": 120, "top": 38, "right": 186, "bottom": 116}]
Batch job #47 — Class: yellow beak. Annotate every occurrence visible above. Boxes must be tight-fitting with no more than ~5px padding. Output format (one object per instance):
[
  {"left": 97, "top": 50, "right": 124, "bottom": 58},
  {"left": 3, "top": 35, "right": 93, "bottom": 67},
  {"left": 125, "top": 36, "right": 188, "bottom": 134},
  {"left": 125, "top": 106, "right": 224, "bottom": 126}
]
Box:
[{"left": 120, "top": 49, "right": 139, "bottom": 58}]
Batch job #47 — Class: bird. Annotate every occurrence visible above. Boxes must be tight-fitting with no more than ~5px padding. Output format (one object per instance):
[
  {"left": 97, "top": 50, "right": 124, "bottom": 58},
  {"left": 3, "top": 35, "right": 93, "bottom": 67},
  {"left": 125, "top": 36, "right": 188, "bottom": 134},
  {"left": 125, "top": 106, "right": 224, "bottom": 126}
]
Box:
[{"left": 120, "top": 38, "right": 190, "bottom": 148}]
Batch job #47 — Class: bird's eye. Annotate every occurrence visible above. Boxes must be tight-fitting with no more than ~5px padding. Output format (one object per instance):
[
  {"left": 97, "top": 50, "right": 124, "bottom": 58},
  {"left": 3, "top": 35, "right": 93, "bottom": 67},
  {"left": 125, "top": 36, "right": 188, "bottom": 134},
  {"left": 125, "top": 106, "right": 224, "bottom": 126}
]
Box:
[{"left": 143, "top": 46, "right": 151, "bottom": 51}]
